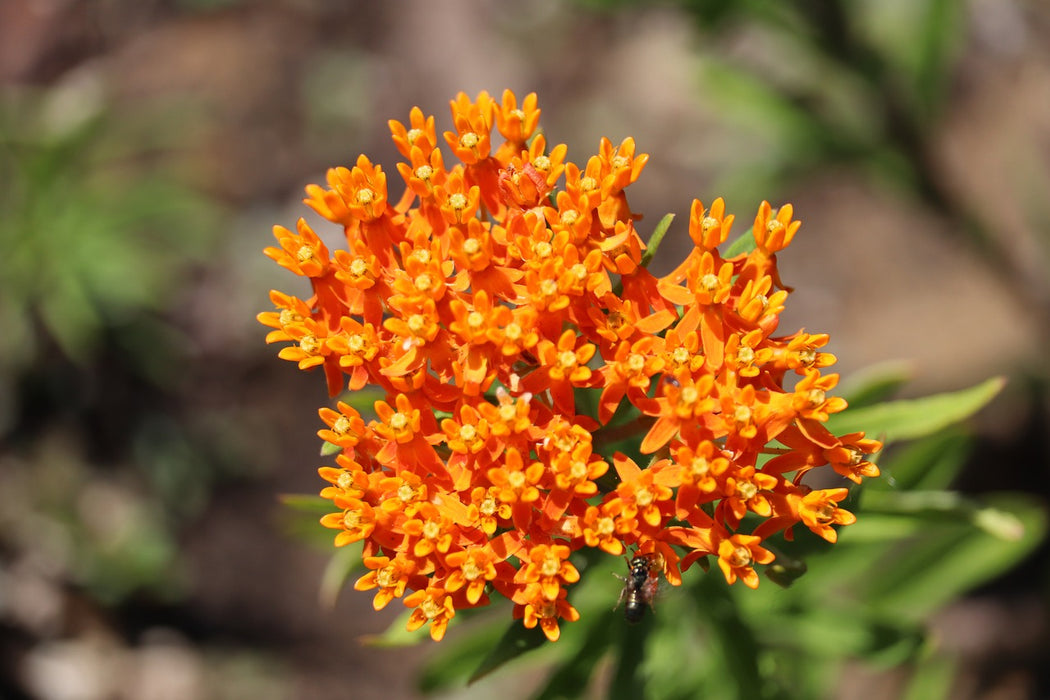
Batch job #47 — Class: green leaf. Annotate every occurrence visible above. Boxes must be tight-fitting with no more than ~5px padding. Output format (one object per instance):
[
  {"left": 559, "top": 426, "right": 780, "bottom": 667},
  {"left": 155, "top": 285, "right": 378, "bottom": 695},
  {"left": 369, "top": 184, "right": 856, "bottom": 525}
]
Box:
[
  {"left": 837, "top": 360, "right": 914, "bottom": 409},
  {"left": 903, "top": 655, "right": 957, "bottom": 700},
  {"left": 723, "top": 228, "right": 757, "bottom": 257},
  {"left": 641, "top": 213, "right": 674, "bottom": 268},
  {"left": 467, "top": 620, "right": 548, "bottom": 685},
  {"left": 871, "top": 429, "right": 972, "bottom": 492},
  {"left": 825, "top": 376, "right": 1005, "bottom": 445},
  {"left": 360, "top": 607, "right": 425, "bottom": 648},
  {"left": 278, "top": 494, "right": 332, "bottom": 515},
  {"left": 861, "top": 493, "right": 1046, "bottom": 621},
  {"left": 320, "top": 440, "right": 342, "bottom": 457},
  {"left": 416, "top": 616, "right": 519, "bottom": 691},
  {"left": 534, "top": 611, "right": 617, "bottom": 700},
  {"left": 318, "top": 544, "right": 362, "bottom": 608}
]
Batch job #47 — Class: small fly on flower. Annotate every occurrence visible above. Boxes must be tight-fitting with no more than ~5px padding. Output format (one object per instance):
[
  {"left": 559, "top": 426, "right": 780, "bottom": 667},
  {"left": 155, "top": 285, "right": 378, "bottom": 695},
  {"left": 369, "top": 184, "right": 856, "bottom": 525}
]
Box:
[{"left": 614, "top": 552, "right": 663, "bottom": 624}]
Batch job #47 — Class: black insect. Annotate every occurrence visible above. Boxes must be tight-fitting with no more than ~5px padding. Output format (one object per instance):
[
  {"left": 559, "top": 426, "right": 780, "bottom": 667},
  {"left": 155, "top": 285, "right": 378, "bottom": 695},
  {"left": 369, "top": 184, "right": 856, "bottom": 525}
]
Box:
[{"left": 615, "top": 553, "right": 661, "bottom": 624}]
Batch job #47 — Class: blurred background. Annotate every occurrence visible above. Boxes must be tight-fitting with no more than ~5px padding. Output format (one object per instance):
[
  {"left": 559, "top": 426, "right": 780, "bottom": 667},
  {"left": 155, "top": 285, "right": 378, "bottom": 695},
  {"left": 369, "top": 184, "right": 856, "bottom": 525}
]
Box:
[{"left": 1, "top": 0, "right": 1048, "bottom": 698}]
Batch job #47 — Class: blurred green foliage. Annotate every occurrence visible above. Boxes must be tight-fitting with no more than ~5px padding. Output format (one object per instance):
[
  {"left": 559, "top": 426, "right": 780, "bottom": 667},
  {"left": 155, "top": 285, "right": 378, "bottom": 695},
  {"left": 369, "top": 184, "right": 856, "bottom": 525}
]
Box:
[{"left": 0, "top": 83, "right": 218, "bottom": 375}]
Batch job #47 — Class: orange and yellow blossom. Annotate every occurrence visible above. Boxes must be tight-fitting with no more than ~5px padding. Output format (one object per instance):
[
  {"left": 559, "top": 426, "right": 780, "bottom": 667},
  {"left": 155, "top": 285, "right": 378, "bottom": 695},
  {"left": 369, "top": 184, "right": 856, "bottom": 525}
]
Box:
[{"left": 263, "top": 89, "right": 880, "bottom": 642}]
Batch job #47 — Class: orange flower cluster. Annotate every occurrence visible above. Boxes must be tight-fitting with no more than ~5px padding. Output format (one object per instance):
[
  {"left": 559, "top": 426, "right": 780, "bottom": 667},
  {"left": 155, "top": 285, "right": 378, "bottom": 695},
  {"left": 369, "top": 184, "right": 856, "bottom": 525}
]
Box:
[{"left": 259, "top": 90, "right": 881, "bottom": 642}]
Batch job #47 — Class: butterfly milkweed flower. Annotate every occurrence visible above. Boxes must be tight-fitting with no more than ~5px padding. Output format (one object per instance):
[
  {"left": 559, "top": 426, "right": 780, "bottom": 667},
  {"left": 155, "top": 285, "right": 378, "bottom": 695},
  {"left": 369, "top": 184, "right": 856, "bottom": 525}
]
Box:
[{"left": 260, "top": 90, "right": 881, "bottom": 642}]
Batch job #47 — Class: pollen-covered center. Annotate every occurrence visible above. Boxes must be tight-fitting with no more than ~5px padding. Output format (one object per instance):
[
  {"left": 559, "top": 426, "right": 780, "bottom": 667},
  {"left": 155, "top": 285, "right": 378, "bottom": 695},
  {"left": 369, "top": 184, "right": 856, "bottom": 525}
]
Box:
[
  {"left": 415, "top": 164, "right": 434, "bottom": 181},
  {"left": 541, "top": 555, "right": 560, "bottom": 578},
  {"left": 449, "top": 193, "right": 467, "bottom": 210},
  {"left": 729, "top": 546, "right": 752, "bottom": 568},
  {"left": 736, "top": 481, "right": 758, "bottom": 500},
  {"left": 296, "top": 245, "right": 316, "bottom": 264},
  {"left": 467, "top": 311, "right": 485, "bottom": 331},
  {"left": 299, "top": 335, "right": 320, "bottom": 354},
  {"left": 459, "top": 424, "right": 477, "bottom": 442},
  {"left": 558, "top": 350, "right": 578, "bottom": 369},
  {"left": 408, "top": 314, "right": 427, "bottom": 334},
  {"left": 459, "top": 132, "right": 479, "bottom": 149},
  {"left": 333, "top": 416, "right": 352, "bottom": 435},
  {"left": 390, "top": 413, "right": 409, "bottom": 431},
  {"left": 356, "top": 188, "right": 375, "bottom": 205}
]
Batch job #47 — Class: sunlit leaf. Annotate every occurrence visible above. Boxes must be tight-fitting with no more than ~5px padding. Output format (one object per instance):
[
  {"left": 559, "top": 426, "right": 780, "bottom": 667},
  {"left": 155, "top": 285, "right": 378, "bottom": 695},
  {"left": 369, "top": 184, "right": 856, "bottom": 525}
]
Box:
[
  {"left": 641, "top": 213, "right": 674, "bottom": 268},
  {"left": 825, "top": 376, "right": 1005, "bottom": 444}
]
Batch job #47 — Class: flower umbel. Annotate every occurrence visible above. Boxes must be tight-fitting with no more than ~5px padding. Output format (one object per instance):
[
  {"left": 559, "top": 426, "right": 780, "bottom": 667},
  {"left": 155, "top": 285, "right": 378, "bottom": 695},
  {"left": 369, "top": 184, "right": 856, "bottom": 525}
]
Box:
[{"left": 260, "top": 90, "right": 881, "bottom": 642}]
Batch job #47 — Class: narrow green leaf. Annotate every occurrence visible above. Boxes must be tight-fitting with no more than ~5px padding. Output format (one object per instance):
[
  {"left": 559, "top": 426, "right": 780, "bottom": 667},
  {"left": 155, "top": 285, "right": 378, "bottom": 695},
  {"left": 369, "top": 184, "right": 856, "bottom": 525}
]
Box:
[
  {"left": 417, "top": 617, "right": 514, "bottom": 691},
  {"left": 862, "top": 493, "right": 1046, "bottom": 620},
  {"left": 534, "top": 611, "right": 617, "bottom": 700},
  {"left": 467, "top": 621, "right": 548, "bottom": 684},
  {"left": 825, "top": 376, "right": 1005, "bottom": 445},
  {"left": 641, "top": 213, "right": 674, "bottom": 268},
  {"left": 318, "top": 544, "right": 362, "bottom": 608},
  {"left": 837, "top": 361, "right": 914, "bottom": 409},
  {"left": 723, "top": 228, "right": 757, "bottom": 257},
  {"left": 360, "top": 607, "right": 425, "bottom": 648},
  {"left": 278, "top": 493, "right": 332, "bottom": 515},
  {"left": 320, "top": 440, "right": 341, "bottom": 457},
  {"left": 870, "top": 429, "right": 972, "bottom": 492},
  {"left": 904, "top": 655, "right": 957, "bottom": 700}
]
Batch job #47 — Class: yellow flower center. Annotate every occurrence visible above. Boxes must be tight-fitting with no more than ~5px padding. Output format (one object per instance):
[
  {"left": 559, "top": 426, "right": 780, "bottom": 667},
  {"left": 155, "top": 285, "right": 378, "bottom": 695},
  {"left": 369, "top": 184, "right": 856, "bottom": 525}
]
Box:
[
  {"left": 278, "top": 309, "right": 299, "bottom": 326},
  {"left": 558, "top": 350, "right": 577, "bottom": 369},
  {"left": 412, "top": 248, "right": 431, "bottom": 264},
  {"left": 571, "top": 263, "right": 588, "bottom": 281},
  {"left": 420, "top": 596, "right": 444, "bottom": 619},
  {"left": 532, "top": 155, "right": 551, "bottom": 172},
  {"left": 636, "top": 489, "right": 653, "bottom": 507},
  {"left": 627, "top": 353, "right": 646, "bottom": 373},
  {"left": 766, "top": 220, "right": 784, "bottom": 238},
  {"left": 376, "top": 566, "right": 398, "bottom": 588},
  {"left": 414, "top": 164, "right": 433, "bottom": 182},
  {"left": 300, "top": 335, "right": 320, "bottom": 354},
  {"left": 408, "top": 314, "right": 427, "bottom": 334},
  {"left": 498, "top": 404, "right": 517, "bottom": 422},
  {"left": 449, "top": 193, "right": 467, "bottom": 210},
  {"left": 814, "top": 502, "right": 836, "bottom": 523},
  {"left": 462, "top": 560, "right": 483, "bottom": 581},
  {"left": 509, "top": 108, "right": 526, "bottom": 122},
  {"left": 807, "top": 389, "right": 826, "bottom": 407},
  {"left": 414, "top": 273, "right": 433, "bottom": 292},
  {"left": 611, "top": 155, "right": 628, "bottom": 169},
  {"left": 343, "top": 510, "right": 360, "bottom": 528},
  {"left": 467, "top": 311, "right": 485, "bottom": 330},
  {"left": 397, "top": 483, "right": 415, "bottom": 502},
  {"left": 406, "top": 127, "right": 424, "bottom": 145},
  {"left": 580, "top": 176, "right": 598, "bottom": 192},
  {"left": 734, "top": 405, "right": 752, "bottom": 424},
  {"left": 534, "top": 241, "right": 552, "bottom": 259},
  {"left": 423, "top": 520, "right": 441, "bottom": 540},
  {"left": 560, "top": 210, "right": 578, "bottom": 225},
  {"left": 701, "top": 216, "right": 719, "bottom": 235},
  {"left": 541, "top": 555, "right": 560, "bottom": 578},
  {"left": 597, "top": 517, "right": 615, "bottom": 536},
  {"left": 390, "top": 413, "right": 409, "bottom": 431},
  {"left": 845, "top": 445, "right": 864, "bottom": 466},
  {"left": 729, "top": 546, "right": 752, "bottom": 568},
  {"left": 356, "top": 188, "right": 375, "bottom": 205},
  {"left": 690, "top": 456, "right": 710, "bottom": 478},
  {"left": 480, "top": 495, "right": 497, "bottom": 516},
  {"left": 672, "top": 347, "right": 690, "bottom": 365},
  {"left": 508, "top": 471, "right": 526, "bottom": 489},
  {"left": 333, "top": 416, "right": 351, "bottom": 435},
  {"left": 463, "top": 238, "right": 480, "bottom": 255},
  {"left": 679, "top": 386, "right": 699, "bottom": 406},
  {"left": 504, "top": 323, "right": 522, "bottom": 341},
  {"left": 700, "top": 273, "right": 720, "bottom": 293},
  {"left": 348, "top": 334, "right": 365, "bottom": 353},
  {"left": 459, "top": 425, "right": 477, "bottom": 442},
  {"left": 540, "top": 279, "right": 558, "bottom": 297},
  {"left": 736, "top": 481, "right": 758, "bottom": 500},
  {"left": 569, "top": 460, "right": 588, "bottom": 481},
  {"left": 337, "top": 472, "right": 354, "bottom": 490},
  {"left": 349, "top": 258, "right": 368, "bottom": 277},
  {"left": 754, "top": 294, "right": 769, "bottom": 312},
  {"left": 459, "top": 132, "right": 479, "bottom": 149},
  {"left": 798, "top": 348, "right": 816, "bottom": 366},
  {"left": 737, "top": 346, "right": 755, "bottom": 364},
  {"left": 296, "top": 245, "right": 316, "bottom": 264}
]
